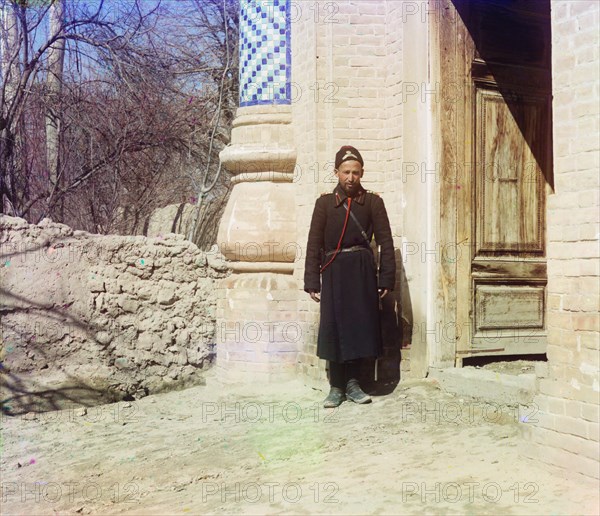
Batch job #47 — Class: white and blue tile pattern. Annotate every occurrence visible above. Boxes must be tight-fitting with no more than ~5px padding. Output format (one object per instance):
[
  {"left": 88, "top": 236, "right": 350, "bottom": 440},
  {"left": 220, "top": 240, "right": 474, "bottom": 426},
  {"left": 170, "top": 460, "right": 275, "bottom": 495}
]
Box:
[{"left": 239, "top": 0, "right": 291, "bottom": 106}]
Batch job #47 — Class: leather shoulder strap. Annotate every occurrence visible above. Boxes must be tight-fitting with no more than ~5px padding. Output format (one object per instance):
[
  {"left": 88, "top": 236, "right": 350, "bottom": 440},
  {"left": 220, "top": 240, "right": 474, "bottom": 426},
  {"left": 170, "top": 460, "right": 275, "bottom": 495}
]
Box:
[{"left": 343, "top": 199, "right": 370, "bottom": 245}]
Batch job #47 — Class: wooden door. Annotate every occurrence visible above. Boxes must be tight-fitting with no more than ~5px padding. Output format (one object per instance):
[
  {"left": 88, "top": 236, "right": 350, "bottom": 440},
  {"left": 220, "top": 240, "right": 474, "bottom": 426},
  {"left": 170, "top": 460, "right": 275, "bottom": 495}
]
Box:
[{"left": 437, "top": 0, "right": 552, "bottom": 358}]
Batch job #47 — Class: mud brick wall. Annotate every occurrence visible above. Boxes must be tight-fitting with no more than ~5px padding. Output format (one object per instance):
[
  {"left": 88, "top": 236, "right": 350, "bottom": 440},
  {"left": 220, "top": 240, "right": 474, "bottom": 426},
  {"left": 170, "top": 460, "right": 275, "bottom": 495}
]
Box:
[{"left": 0, "top": 215, "right": 229, "bottom": 411}]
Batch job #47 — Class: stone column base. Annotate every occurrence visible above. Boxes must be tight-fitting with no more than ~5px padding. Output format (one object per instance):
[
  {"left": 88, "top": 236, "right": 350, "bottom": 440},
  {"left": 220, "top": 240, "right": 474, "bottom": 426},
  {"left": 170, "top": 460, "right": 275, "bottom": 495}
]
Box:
[{"left": 215, "top": 272, "right": 299, "bottom": 383}]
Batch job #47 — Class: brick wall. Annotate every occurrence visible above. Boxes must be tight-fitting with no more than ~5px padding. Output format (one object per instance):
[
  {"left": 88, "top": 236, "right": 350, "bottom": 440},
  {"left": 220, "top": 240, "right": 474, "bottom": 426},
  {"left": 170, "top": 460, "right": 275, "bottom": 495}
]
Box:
[{"left": 523, "top": 0, "right": 600, "bottom": 479}]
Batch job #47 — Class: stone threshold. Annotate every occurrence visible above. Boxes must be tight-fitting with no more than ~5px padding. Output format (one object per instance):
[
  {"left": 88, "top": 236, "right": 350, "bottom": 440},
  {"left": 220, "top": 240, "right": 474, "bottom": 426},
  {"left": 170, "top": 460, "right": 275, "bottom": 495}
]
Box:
[{"left": 428, "top": 362, "right": 546, "bottom": 406}]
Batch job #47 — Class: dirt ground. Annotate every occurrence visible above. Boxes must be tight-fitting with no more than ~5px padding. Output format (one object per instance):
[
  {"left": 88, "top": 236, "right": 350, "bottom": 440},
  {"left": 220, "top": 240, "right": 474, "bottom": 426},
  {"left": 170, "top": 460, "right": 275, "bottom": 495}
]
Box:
[{"left": 1, "top": 370, "right": 599, "bottom": 516}]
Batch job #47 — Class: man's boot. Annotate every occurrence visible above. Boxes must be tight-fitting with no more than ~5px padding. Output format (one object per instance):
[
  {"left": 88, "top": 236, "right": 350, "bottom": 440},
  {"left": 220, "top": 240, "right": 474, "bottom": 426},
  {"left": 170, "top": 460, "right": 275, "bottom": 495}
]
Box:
[
  {"left": 345, "top": 378, "right": 372, "bottom": 404},
  {"left": 323, "top": 386, "right": 346, "bottom": 408}
]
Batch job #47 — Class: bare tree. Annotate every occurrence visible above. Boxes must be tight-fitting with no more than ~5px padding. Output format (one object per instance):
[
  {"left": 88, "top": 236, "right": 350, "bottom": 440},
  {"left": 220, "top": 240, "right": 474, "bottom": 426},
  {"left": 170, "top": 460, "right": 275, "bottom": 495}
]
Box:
[
  {"left": 0, "top": 0, "right": 239, "bottom": 248},
  {"left": 0, "top": 1, "right": 20, "bottom": 214},
  {"left": 185, "top": 0, "right": 234, "bottom": 244},
  {"left": 45, "top": 0, "right": 65, "bottom": 218}
]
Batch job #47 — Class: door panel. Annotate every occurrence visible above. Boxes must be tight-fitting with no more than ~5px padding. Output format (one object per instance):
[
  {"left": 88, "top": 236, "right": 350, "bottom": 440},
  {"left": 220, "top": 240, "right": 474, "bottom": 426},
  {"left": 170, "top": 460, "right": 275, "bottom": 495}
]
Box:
[
  {"left": 438, "top": 0, "right": 552, "bottom": 357},
  {"left": 475, "top": 88, "right": 546, "bottom": 252}
]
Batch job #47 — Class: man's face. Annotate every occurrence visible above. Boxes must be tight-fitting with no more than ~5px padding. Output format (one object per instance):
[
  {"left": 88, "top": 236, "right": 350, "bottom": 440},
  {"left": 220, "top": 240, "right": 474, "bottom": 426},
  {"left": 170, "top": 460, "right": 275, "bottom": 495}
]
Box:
[{"left": 335, "top": 160, "right": 364, "bottom": 195}]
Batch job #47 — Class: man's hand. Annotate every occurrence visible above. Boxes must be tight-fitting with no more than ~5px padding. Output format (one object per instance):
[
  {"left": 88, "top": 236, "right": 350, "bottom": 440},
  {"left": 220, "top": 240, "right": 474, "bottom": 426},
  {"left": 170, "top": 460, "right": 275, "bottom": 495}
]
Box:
[
  {"left": 308, "top": 290, "right": 320, "bottom": 303},
  {"left": 378, "top": 288, "right": 389, "bottom": 299}
]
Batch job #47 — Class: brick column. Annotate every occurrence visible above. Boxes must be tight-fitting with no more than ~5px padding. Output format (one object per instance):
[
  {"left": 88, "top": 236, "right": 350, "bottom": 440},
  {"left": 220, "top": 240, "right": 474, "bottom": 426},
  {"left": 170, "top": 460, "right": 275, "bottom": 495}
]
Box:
[{"left": 215, "top": 0, "right": 298, "bottom": 382}]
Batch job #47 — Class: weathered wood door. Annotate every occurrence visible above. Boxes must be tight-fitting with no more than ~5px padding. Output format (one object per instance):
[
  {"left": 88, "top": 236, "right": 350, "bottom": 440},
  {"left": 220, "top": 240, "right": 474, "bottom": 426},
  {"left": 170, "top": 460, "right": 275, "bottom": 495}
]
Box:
[{"left": 437, "top": 0, "right": 552, "bottom": 358}]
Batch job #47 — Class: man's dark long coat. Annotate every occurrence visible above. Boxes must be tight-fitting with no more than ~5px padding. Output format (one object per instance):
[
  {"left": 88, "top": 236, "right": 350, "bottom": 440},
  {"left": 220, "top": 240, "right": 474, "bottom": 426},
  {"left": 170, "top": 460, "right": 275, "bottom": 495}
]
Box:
[{"left": 304, "top": 183, "right": 396, "bottom": 363}]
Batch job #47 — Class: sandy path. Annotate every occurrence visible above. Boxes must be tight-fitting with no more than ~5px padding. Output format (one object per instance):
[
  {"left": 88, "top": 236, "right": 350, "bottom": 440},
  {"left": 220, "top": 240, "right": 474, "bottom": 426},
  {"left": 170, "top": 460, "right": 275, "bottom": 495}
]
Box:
[{"left": 1, "top": 371, "right": 598, "bottom": 515}]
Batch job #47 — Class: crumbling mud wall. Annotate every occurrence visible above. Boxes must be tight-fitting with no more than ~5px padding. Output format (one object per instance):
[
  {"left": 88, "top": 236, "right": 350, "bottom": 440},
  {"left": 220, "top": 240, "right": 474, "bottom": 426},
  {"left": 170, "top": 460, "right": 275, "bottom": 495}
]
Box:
[{"left": 0, "top": 215, "right": 229, "bottom": 413}]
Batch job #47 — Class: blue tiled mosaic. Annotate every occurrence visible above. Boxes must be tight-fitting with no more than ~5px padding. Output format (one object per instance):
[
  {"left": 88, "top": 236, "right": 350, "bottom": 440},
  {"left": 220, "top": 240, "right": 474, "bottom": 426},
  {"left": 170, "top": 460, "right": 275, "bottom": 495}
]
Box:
[{"left": 239, "top": 0, "right": 291, "bottom": 106}]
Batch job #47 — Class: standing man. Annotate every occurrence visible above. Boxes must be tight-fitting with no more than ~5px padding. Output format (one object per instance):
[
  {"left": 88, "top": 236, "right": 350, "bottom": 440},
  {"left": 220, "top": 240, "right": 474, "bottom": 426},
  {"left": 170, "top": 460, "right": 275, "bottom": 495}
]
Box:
[{"left": 304, "top": 145, "right": 396, "bottom": 408}]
